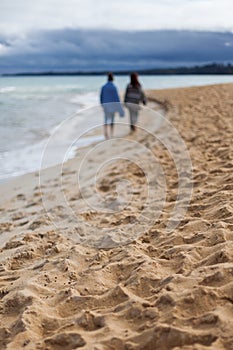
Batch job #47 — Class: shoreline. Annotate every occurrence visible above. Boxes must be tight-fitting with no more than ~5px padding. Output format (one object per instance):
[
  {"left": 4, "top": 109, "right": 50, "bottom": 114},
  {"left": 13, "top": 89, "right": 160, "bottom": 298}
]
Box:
[
  {"left": 2, "top": 77, "right": 233, "bottom": 183},
  {"left": 0, "top": 98, "right": 161, "bottom": 186},
  {"left": 0, "top": 100, "right": 164, "bottom": 248},
  {"left": 0, "top": 83, "right": 233, "bottom": 349}
]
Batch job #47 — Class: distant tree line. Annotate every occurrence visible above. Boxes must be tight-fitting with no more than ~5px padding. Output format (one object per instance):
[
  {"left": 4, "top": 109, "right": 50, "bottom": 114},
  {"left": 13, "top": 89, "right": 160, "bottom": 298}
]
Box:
[
  {"left": 2, "top": 63, "right": 233, "bottom": 76},
  {"left": 138, "top": 63, "right": 233, "bottom": 75}
]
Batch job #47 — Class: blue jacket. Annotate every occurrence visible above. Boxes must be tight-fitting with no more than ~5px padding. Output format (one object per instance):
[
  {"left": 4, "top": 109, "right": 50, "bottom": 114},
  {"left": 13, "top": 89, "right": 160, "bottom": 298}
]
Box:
[
  {"left": 100, "top": 81, "right": 124, "bottom": 116},
  {"left": 100, "top": 81, "right": 120, "bottom": 104}
]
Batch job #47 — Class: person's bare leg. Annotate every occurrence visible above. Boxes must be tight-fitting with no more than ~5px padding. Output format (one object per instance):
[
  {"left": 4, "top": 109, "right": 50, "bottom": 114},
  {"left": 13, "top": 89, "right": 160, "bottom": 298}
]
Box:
[
  {"left": 110, "top": 123, "right": 114, "bottom": 138},
  {"left": 104, "top": 125, "right": 109, "bottom": 139},
  {"left": 130, "top": 111, "right": 138, "bottom": 133}
]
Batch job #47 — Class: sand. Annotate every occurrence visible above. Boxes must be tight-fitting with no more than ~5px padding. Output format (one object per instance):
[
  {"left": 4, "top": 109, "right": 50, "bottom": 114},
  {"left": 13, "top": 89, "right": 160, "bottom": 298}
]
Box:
[{"left": 0, "top": 83, "right": 233, "bottom": 349}]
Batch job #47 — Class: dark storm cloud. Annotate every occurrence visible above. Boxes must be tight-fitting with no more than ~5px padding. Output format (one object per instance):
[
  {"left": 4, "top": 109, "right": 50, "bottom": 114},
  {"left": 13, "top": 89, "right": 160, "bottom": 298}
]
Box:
[{"left": 0, "top": 29, "right": 233, "bottom": 73}]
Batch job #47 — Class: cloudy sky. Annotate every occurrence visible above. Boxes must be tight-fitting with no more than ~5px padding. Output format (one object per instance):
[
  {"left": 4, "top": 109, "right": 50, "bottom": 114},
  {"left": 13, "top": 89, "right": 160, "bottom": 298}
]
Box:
[{"left": 0, "top": 0, "right": 233, "bottom": 73}]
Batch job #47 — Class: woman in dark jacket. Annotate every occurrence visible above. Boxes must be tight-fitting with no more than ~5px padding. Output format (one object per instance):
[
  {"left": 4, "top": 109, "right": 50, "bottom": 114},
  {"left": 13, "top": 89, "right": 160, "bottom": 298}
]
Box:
[{"left": 124, "top": 72, "right": 147, "bottom": 132}]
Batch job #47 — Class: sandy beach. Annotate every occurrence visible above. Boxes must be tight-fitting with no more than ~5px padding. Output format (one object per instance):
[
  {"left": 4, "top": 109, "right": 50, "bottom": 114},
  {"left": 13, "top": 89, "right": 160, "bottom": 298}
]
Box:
[{"left": 0, "top": 83, "right": 233, "bottom": 349}]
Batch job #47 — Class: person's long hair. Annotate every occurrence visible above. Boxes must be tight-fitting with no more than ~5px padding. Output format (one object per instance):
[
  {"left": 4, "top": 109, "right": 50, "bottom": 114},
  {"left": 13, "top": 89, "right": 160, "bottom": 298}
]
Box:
[{"left": 130, "top": 72, "right": 141, "bottom": 87}]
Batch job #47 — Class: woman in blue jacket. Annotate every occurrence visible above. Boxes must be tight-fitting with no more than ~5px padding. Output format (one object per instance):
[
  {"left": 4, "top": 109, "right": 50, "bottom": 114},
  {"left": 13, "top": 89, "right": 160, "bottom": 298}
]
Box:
[{"left": 100, "top": 73, "right": 124, "bottom": 139}]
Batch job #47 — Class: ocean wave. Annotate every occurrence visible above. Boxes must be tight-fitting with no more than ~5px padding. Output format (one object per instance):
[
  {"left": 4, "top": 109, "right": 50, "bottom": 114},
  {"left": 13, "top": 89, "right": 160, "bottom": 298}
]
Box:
[
  {"left": 70, "top": 91, "right": 98, "bottom": 108},
  {"left": 0, "top": 86, "right": 16, "bottom": 93},
  {"left": 0, "top": 85, "right": 84, "bottom": 97}
]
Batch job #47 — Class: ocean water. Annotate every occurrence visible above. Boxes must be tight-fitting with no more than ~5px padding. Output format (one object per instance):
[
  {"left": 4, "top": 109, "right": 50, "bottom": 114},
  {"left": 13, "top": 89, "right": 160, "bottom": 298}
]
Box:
[{"left": 1, "top": 74, "right": 233, "bottom": 181}]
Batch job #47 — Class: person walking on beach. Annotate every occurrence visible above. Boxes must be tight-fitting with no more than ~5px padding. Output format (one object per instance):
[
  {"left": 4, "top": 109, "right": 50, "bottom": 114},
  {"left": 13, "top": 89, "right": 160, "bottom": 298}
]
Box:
[
  {"left": 124, "top": 72, "right": 146, "bottom": 132},
  {"left": 100, "top": 72, "right": 124, "bottom": 139}
]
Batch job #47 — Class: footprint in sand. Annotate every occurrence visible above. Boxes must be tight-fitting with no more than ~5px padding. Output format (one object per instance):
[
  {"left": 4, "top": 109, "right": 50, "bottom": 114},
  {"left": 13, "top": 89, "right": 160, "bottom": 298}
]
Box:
[{"left": 44, "top": 333, "right": 86, "bottom": 349}]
